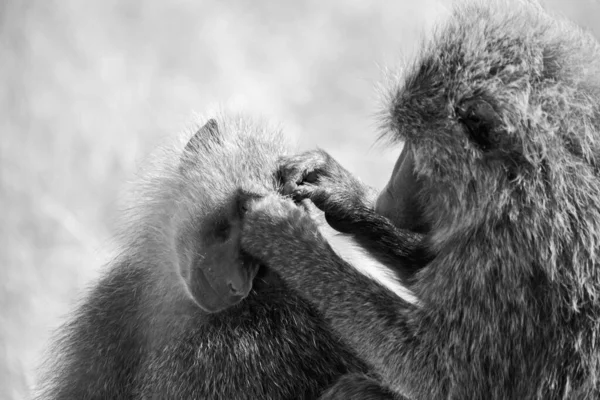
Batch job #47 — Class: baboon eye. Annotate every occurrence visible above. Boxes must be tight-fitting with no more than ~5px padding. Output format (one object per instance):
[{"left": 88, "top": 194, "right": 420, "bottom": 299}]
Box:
[
  {"left": 457, "top": 99, "right": 501, "bottom": 151},
  {"left": 214, "top": 219, "right": 231, "bottom": 241}
]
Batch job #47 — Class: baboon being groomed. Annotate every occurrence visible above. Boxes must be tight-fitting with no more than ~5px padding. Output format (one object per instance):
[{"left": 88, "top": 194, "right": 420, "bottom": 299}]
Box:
[
  {"left": 241, "top": 2, "right": 600, "bottom": 399},
  {"left": 37, "top": 116, "right": 380, "bottom": 399}
]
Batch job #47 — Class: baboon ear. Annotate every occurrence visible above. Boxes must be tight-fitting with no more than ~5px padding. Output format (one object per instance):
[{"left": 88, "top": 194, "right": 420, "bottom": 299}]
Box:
[
  {"left": 184, "top": 119, "right": 222, "bottom": 155},
  {"left": 180, "top": 119, "right": 223, "bottom": 170}
]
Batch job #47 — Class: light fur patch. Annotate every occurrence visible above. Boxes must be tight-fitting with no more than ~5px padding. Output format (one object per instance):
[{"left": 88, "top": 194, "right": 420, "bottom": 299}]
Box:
[{"left": 318, "top": 223, "right": 419, "bottom": 305}]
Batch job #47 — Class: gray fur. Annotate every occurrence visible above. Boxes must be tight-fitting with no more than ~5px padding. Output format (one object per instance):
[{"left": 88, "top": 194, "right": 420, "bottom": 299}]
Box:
[
  {"left": 36, "top": 115, "right": 373, "bottom": 399},
  {"left": 241, "top": 2, "right": 600, "bottom": 399}
]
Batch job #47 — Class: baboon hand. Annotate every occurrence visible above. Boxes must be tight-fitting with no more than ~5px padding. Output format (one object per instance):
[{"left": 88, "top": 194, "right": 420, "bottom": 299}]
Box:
[
  {"left": 278, "top": 150, "right": 370, "bottom": 233},
  {"left": 241, "top": 193, "right": 327, "bottom": 268},
  {"left": 278, "top": 150, "right": 368, "bottom": 217}
]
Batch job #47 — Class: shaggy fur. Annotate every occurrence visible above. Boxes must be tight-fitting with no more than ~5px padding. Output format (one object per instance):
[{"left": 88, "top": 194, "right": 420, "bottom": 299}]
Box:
[
  {"left": 36, "top": 115, "right": 372, "bottom": 399},
  {"left": 241, "top": 2, "right": 600, "bottom": 399}
]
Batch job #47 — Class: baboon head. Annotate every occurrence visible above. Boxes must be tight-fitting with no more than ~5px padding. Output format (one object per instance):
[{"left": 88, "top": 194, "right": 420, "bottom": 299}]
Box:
[
  {"left": 174, "top": 117, "right": 288, "bottom": 313},
  {"left": 378, "top": 2, "right": 600, "bottom": 254}
]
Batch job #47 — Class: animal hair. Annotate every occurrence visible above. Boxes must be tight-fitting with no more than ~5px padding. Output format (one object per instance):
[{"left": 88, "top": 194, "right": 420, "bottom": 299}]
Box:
[
  {"left": 36, "top": 114, "right": 374, "bottom": 399},
  {"left": 240, "top": 1, "right": 600, "bottom": 398},
  {"left": 381, "top": 2, "right": 600, "bottom": 396}
]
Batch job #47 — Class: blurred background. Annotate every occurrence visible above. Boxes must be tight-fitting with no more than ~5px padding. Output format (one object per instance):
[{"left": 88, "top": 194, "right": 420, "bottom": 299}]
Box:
[{"left": 1, "top": 0, "right": 598, "bottom": 398}]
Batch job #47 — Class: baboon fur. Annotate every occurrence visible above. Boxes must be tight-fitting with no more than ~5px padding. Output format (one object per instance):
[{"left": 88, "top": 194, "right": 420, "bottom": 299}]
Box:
[
  {"left": 241, "top": 2, "right": 600, "bottom": 399},
  {"left": 36, "top": 115, "right": 372, "bottom": 399}
]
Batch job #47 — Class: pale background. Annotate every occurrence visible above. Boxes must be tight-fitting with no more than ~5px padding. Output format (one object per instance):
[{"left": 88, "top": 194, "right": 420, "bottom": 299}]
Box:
[{"left": 1, "top": 1, "right": 598, "bottom": 398}]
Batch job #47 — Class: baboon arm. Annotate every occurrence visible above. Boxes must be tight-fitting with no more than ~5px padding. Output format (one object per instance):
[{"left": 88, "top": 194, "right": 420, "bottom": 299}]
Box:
[
  {"left": 278, "top": 150, "right": 427, "bottom": 281},
  {"left": 325, "top": 205, "right": 427, "bottom": 281},
  {"left": 242, "top": 195, "right": 428, "bottom": 391}
]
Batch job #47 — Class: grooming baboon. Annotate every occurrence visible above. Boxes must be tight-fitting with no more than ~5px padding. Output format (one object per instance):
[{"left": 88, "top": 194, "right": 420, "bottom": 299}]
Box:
[
  {"left": 242, "top": 2, "right": 600, "bottom": 399},
  {"left": 37, "top": 116, "right": 380, "bottom": 399}
]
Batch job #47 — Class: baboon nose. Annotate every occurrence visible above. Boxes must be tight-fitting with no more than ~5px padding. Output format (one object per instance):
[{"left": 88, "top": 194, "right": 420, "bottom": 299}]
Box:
[{"left": 227, "top": 278, "right": 247, "bottom": 296}]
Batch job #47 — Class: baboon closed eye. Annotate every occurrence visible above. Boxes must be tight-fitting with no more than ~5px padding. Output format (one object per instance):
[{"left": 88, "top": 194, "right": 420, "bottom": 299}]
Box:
[{"left": 457, "top": 98, "right": 503, "bottom": 151}]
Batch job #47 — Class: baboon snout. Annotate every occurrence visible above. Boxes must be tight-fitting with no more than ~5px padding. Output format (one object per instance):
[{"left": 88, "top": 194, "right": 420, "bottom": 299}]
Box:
[
  {"left": 375, "top": 142, "right": 429, "bottom": 233},
  {"left": 227, "top": 274, "right": 249, "bottom": 296}
]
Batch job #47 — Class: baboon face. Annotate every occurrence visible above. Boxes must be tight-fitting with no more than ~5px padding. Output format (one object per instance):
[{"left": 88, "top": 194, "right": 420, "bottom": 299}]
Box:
[
  {"left": 174, "top": 118, "right": 282, "bottom": 313},
  {"left": 179, "top": 191, "right": 260, "bottom": 314}
]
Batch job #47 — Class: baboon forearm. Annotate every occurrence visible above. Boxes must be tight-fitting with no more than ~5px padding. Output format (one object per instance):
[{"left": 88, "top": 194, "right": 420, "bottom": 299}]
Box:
[
  {"left": 243, "top": 196, "right": 439, "bottom": 393},
  {"left": 258, "top": 235, "right": 421, "bottom": 387},
  {"left": 338, "top": 207, "right": 425, "bottom": 263},
  {"left": 321, "top": 199, "right": 427, "bottom": 283}
]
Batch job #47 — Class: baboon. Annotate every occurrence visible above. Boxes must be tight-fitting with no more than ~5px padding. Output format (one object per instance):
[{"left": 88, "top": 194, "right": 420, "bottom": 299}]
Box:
[
  {"left": 37, "top": 116, "right": 383, "bottom": 399},
  {"left": 241, "top": 2, "right": 600, "bottom": 399}
]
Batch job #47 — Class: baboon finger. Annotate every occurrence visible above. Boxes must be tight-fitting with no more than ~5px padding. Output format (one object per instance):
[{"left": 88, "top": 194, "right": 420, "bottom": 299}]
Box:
[
  {"left": 277, "top": 150, "right": 331, "bottom": 190},
  {"left": 282, "top": 180, "right": 299, "bottom": 196},
  {"left": 291, "top": 185, "right": 317, "bottom": 203},
  {"left": 277, "top": 164, "right": 305, "bottom": 196}
]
